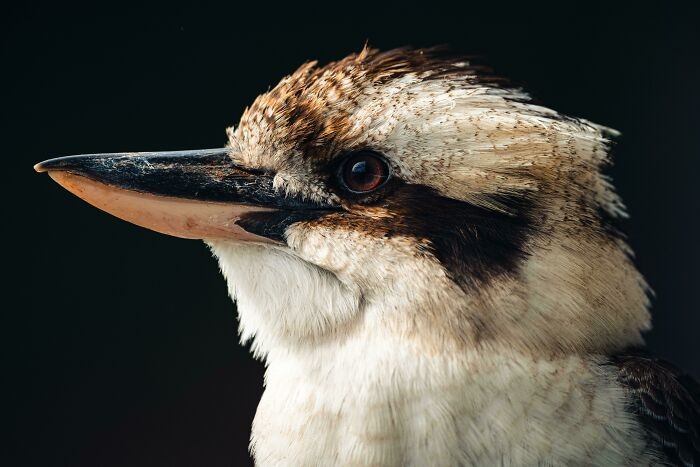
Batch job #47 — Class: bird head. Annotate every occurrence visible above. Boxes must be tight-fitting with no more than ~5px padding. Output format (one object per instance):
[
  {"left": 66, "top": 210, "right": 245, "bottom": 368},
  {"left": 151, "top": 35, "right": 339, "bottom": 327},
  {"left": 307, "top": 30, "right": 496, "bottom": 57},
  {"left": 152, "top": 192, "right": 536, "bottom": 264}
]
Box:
[{"left": 35, "top": 47, "right": 650, "bottom": 359}]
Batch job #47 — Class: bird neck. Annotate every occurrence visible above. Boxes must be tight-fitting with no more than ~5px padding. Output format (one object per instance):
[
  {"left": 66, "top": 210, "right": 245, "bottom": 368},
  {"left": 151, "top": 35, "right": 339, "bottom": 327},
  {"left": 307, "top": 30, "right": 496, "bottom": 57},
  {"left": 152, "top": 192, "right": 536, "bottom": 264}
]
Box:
[
  {"left": 207, "top": 240, "right": 651, "bottom": 463},
  {"left": 252, "top": 335, "right": 644, "bottom": 465}
]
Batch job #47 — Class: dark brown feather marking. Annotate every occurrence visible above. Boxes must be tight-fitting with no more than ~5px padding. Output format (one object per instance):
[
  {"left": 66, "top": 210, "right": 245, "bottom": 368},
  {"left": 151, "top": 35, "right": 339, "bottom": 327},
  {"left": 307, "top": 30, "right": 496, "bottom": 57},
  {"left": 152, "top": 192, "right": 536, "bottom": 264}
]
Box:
[
  {"left": 306, "top": 182, "right": 534, "bottom": 291},
  {"left": 611, "top": 350, "right": 700, "bottom": 466},
  {"left": 237, "top": 46, "right": 511, "bottom": 164},
  {"left": 237, "top": 209, "right": 338, "bottom": 242}
]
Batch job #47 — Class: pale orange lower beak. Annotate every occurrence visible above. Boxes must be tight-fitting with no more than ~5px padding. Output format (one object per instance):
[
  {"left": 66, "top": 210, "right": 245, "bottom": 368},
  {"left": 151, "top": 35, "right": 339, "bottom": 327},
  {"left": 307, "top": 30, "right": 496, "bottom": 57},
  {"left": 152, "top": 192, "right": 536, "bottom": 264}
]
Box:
[{"left": 47, "top": 171, "right": 275, "bottom": 241}]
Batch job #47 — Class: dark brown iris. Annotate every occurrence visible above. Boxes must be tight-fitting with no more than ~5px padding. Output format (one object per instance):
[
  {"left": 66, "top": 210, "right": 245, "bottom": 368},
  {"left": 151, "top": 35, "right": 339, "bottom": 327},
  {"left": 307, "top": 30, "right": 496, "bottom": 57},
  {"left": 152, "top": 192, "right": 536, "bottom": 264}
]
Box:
[{"left": 340, "top": 151, "right": 390, "bottom": 193}]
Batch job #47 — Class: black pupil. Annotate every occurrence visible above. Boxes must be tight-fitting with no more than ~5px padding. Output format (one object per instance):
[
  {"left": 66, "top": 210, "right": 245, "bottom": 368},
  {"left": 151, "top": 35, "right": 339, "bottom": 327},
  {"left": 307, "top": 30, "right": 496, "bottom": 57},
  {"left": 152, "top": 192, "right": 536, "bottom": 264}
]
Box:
[
  {"left": 351, "top": 161, "right": 372, "bottom": 182},
  {"left": 341, "top": 152, "right": 388, "bottom": 192}
]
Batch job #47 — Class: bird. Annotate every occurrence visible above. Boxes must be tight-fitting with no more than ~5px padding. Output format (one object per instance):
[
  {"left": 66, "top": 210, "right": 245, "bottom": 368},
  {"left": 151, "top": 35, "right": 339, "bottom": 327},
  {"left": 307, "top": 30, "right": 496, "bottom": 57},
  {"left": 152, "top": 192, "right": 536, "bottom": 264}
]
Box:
[{"left": 35, "top": 46, "right": 699, "bottom": 466}]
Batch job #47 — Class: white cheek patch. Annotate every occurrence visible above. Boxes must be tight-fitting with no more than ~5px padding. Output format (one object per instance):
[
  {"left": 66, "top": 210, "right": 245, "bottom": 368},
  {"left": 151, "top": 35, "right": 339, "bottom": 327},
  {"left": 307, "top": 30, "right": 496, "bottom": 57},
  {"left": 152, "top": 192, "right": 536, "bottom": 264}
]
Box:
[{"left": 206, "top": 240, "right": 361, "bottom": 358}]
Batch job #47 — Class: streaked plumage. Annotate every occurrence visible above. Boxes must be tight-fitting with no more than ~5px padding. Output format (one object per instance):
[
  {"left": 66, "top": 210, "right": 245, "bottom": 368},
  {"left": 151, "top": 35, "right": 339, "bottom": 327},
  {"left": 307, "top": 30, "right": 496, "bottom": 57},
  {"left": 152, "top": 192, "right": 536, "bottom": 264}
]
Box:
[{"left": 36, "top": 46, "right": 699, "bottom": 465}]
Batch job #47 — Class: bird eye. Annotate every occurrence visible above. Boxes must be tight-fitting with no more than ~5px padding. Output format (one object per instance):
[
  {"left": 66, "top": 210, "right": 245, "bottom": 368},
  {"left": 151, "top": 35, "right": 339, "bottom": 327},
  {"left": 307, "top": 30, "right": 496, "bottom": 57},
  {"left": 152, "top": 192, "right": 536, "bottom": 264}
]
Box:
[{"left": 340, "top": 151, "right": 390, "bottom": 193}]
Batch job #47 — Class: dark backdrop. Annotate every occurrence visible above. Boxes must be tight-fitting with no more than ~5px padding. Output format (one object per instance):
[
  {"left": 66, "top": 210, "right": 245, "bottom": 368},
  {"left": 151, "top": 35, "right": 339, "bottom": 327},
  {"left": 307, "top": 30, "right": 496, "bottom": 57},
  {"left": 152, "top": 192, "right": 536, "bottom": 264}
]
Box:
[{"left": 4, "top": 1, "right": 699, "bottom": 466}]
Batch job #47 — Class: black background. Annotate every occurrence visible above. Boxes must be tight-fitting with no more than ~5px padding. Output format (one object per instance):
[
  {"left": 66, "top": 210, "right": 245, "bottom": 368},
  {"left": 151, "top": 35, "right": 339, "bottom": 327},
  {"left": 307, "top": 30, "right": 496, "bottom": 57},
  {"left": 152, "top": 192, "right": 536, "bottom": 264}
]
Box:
[{"left": 4, "top": 1, "right": 699, "bottom": 466}]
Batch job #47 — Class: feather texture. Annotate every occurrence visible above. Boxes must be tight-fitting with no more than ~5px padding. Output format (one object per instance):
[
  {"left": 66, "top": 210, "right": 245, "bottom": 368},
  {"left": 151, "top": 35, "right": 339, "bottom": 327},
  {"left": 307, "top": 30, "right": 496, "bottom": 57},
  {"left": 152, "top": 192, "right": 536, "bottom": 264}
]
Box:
[{"left": 612, "top": 351, "right": 700, "bottom": 466}]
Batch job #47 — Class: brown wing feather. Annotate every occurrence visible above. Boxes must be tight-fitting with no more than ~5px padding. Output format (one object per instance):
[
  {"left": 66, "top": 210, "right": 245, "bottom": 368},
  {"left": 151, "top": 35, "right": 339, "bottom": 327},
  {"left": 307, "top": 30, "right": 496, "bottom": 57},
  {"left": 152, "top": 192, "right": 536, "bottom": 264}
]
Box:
[{"left": 611, "top": 350, "right": 700, "bottom": 466}]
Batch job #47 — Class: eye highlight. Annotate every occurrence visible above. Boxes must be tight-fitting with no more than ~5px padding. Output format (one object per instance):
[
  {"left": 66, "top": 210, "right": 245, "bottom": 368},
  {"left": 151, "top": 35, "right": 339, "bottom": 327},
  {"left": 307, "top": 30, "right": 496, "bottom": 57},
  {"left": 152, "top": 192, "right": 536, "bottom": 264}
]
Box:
[{"left": 339, "top": 151, "right": 391, "bottom": 193}]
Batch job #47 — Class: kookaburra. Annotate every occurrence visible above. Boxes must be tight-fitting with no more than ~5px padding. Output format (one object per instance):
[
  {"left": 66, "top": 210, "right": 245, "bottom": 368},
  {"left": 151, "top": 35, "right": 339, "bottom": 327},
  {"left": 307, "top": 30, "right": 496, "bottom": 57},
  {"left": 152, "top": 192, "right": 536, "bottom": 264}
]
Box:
[{"left": 35, "top": 47, "right": 699, "bottom": 466}]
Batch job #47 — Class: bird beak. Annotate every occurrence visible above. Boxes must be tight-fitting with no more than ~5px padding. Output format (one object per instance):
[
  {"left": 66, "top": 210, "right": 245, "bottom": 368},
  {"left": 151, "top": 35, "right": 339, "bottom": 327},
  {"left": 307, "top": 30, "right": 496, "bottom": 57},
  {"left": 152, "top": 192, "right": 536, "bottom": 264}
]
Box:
[{"left": 34, "top": 148, "right": 319, "bottom": 242}]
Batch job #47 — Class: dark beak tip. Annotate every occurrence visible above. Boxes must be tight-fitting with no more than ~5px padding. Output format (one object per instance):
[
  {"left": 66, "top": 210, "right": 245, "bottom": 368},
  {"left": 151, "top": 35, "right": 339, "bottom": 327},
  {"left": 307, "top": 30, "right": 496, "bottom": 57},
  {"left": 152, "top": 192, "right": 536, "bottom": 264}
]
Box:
[
  {"left": 34, "top": 156, "right": 81, "bottom": 173},
  {"left": 34, "top": 157, "right": 67, "bottom": 173}
]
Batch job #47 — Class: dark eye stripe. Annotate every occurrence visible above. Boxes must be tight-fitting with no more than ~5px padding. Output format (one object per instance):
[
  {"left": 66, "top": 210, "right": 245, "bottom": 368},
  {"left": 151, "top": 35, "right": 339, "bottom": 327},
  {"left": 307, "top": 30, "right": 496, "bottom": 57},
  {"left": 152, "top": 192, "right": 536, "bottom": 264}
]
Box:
[{"left": 304, "top": 182, "right": 535, "bottom": 291}]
